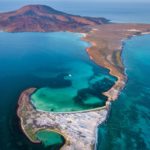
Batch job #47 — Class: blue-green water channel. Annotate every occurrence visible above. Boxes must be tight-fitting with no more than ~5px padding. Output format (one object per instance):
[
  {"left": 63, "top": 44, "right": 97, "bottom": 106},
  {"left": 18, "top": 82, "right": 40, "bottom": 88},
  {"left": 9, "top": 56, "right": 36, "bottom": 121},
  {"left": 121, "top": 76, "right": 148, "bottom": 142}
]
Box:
[
  {"left": 0, "top": 32, "right": 115, "bottom": 150},
  {"left": 97, "top": 35, "right": 150, "bottom": 150}
]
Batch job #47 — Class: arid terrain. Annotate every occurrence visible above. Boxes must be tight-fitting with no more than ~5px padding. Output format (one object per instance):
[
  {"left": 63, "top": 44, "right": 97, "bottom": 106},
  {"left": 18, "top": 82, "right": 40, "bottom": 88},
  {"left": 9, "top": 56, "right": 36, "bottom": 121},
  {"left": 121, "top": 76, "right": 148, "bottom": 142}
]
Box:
[{"left": 0, "top": 5, "right": 108, "bottom": 32}]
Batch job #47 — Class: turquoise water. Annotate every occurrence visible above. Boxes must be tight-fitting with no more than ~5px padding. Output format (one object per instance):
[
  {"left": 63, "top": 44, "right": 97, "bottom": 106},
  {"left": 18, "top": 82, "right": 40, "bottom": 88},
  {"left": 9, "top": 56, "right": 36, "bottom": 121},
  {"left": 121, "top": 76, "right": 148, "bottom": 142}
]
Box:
[
  {"left": 29, "top": 32, "right": 116, "bottom": 112},
  {"left": 97, "top": 35, "right": 150, "bottom": 150},
  {"left": 36, "top": 130, "right": 65, "bottom": 147},
  {"left": 31, "top": 60, "right": 115, "bottom": 112},
  {"left": 0, "top": 32, "right": 115, "bottom": 150}
]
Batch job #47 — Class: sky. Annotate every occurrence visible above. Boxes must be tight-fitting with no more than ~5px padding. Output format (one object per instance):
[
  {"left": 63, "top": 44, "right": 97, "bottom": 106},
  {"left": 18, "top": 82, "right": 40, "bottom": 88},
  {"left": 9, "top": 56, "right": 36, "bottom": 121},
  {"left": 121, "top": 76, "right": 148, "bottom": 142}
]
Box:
[
  {"left": 0, "top": 0, "right": 149, "bottom": 13},
  {"left": 52, "top": 0, "right": 149, "bottom": 1},
  {"left": 1, "top": 0, "right": 150, "bottom": 2}
]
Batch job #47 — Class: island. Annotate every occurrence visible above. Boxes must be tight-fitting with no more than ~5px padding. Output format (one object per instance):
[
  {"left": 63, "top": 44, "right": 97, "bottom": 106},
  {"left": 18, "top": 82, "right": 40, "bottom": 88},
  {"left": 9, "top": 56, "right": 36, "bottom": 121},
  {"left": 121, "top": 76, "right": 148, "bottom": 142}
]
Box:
[
  {"left": 0, "top": 5, "right": 108, "bottom": 32},
  {"left": 1, "top": 5, "right": 150, "bottom": 149},
  {"left": 17, "top": 88, "right": 107, "bottom": 149}
]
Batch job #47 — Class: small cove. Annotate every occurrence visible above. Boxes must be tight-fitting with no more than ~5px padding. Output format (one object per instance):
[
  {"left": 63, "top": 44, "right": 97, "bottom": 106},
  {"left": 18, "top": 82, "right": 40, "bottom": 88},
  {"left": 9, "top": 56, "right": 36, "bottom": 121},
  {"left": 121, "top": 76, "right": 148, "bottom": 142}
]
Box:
[{"left": 36, "top": 130, "right": 65, "bottom": 147}]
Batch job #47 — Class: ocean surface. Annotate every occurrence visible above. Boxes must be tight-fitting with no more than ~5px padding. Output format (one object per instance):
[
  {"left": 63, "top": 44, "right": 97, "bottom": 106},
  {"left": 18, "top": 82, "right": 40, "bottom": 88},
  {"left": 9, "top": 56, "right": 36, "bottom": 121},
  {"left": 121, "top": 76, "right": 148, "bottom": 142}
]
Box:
[
  {"left": 0, "top": 32, "right": 115, "bottom": 149},
  {"left": 0, "top": 1, "right": 150, "bottom": 150}
]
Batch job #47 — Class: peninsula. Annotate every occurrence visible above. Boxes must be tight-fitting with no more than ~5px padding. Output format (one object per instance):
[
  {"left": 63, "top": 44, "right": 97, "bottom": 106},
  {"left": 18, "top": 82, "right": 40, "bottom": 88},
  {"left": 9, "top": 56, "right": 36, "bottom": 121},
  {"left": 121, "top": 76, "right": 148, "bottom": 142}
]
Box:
[
  {"left": 17, "top": 88, "right": 107, "bottom": 150},
  {"left": 2, "top": 5, "right": 150, "bottom": 149}
]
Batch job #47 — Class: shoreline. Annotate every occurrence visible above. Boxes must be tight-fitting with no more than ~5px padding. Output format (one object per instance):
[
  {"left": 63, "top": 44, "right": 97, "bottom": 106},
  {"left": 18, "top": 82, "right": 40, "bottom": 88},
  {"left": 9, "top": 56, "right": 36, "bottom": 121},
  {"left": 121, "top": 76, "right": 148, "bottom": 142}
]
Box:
[
  {"left": 83, "top": 31, "right": 126, "bottom": 102},
  {"left": 83, "top": 24, "right": 150, "bottom": 102},
  {"left": 81, "top": 27, "right": 150, "bottom": 150}
]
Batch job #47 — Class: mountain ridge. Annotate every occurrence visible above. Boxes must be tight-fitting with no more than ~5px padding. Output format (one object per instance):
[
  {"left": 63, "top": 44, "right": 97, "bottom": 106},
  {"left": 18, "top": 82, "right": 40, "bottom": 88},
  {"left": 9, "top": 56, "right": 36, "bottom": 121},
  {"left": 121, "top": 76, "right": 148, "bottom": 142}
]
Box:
[{"left": 0, "top": 5, "right": 109, "bottom": 32}]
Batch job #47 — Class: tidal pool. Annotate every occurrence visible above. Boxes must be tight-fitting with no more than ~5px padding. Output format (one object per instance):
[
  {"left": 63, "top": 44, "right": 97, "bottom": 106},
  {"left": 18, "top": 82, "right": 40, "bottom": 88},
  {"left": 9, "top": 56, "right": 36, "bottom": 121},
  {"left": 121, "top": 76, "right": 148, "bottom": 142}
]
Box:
[{"left": 36, "top": 130, "right": 65, "bottom": 147}]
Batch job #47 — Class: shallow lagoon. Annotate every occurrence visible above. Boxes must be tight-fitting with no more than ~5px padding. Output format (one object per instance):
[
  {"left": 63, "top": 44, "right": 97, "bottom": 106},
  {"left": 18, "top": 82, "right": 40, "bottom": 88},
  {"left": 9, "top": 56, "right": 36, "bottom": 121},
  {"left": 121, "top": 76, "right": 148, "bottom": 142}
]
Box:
[
  {"left": 30, "top": 59, "right": 115, "bottom": 112},
  {"left": 27, "top": 32, "right": 116, "bottom": 112},
  {"left": 36, "top": 130, "right": 65, "bottom": 147}
]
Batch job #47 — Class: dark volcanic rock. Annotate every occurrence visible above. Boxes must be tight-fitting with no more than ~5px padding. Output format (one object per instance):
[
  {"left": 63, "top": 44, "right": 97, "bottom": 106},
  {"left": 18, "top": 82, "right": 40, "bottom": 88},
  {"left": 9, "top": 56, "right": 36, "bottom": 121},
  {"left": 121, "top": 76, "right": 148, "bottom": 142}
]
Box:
[{"left": 0, "top": 5, "right": 109, "bottom": 32}]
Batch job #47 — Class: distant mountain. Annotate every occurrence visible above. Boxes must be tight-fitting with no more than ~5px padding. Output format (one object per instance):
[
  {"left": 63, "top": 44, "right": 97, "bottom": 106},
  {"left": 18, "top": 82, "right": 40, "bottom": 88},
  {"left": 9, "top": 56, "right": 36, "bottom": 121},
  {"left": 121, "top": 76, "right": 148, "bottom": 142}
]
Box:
[{"left": 0, "top": 5, "right": 109, "bottom": 32}]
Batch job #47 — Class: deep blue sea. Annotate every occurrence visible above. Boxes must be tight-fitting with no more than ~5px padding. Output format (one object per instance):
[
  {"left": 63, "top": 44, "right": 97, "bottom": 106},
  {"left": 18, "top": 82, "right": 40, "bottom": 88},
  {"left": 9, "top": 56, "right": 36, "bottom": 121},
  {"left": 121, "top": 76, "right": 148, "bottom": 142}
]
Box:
[{"left": 0, "top": 1, "right": 150, "bottom": 150}]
